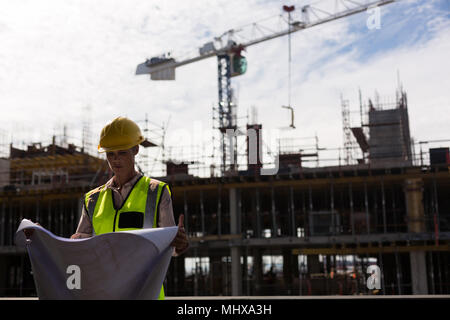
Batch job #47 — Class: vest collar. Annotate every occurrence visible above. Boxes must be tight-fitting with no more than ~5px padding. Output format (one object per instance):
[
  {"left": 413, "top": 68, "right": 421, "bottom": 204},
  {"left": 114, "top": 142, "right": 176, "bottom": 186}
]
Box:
[
  {"left": 110, "top": 174, "right": 144, "bottom": 211},
  {"left": 105, "top": 171, "right": 142, "bottom": 191}
]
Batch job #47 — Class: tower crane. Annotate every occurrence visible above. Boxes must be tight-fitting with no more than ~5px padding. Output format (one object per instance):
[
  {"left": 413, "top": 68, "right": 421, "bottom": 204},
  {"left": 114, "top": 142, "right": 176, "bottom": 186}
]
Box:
[{"left": 136, "top": 0, "right": 396, "bottom": 174}]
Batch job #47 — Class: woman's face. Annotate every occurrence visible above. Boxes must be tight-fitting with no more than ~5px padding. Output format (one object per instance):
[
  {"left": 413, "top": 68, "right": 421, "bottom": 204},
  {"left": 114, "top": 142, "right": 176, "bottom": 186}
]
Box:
[{"left": 106, "top": 146, "right": 138, "bottom": 175}]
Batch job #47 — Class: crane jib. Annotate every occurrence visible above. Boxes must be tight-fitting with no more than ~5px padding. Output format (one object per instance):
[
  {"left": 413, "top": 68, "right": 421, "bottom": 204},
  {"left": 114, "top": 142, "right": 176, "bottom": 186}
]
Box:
[{"left": 136, "top": 0, "right": 396, "bottom": 76}]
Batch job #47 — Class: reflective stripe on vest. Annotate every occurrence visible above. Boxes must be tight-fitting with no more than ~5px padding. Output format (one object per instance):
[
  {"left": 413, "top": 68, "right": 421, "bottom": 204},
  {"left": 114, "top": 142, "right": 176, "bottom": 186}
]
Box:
[{"left": 84, "top": 176, "right": 169, "bottom": 299}]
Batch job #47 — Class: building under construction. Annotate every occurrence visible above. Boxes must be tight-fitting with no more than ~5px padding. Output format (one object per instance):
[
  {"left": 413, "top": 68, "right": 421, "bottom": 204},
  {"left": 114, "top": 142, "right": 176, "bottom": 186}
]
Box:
[{"left": 0, "top": 88, "right": 449, "bottom": 297}]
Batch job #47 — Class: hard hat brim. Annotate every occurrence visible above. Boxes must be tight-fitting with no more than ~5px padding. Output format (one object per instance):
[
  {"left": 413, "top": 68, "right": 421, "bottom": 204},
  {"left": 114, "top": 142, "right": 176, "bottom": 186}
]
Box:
[{"left": 98, "top": 137, "right": 144, "bottom": 153}]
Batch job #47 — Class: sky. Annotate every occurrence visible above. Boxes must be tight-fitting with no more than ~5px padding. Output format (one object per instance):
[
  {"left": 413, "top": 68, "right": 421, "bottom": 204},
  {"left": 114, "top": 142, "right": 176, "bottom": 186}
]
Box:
[{"left": 0, "top": 0, "right": 449, "bottom": 175}]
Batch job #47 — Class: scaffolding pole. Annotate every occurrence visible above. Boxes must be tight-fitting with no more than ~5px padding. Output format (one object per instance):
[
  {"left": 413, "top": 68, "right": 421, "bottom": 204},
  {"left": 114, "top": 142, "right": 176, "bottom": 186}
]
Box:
[
  {"left": 217, "top": 185, "right": 222, "bottom": 236},
  {"left": 364, "top": 181, "right": 370, "bottom": 235},
  {"left": 256, "top": 188, "right": 261, "bottom": 238},
  {"left": 381, "top": 178, "right": 387, "bottom": 234},
  {"left": 349, "top": 183, "right": 355, "bottom": 236},
  {"left": 271, "top": 186, "right": 277, "bottom": 237},
  {"left": 183, "top": 190, "right": 189, "bottom": 234},
  {"left": 330, "top": 182, "right": 335, "bottom": 236},
  {"left": 200, "top": 190, "right": 205, "bottom": 235},
  {"left": 289, "top": 186, "right": 296, "bottom": 237}
]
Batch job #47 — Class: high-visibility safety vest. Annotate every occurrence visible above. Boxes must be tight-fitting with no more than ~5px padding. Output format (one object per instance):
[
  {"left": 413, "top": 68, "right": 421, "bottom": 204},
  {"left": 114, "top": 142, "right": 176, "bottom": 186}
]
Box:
[{"left": 84, "top": 175, "right": 171, "bottom": 300}]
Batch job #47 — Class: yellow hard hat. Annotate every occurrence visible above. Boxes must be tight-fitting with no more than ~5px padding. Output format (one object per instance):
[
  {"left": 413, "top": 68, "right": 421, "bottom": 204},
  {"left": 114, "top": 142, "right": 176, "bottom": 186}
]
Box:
[{"left": 98, "top": 117, "right": 144, "bottom": 153}]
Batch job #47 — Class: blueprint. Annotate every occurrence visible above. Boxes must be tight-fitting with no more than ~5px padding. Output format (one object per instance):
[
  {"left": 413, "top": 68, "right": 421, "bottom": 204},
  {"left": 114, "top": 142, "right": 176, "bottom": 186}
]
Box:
[{"left": 15, "top": 219, "right": 178, "bottom": 300}]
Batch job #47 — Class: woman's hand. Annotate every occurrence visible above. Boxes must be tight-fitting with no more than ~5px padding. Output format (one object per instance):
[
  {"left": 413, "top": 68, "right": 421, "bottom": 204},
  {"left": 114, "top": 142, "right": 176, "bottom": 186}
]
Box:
[
  {"left": 170, "top": 214, "right": 189, "bottom": 255},
  {"left": 23, "top": 221, "right": 41, "bottom": 239}
]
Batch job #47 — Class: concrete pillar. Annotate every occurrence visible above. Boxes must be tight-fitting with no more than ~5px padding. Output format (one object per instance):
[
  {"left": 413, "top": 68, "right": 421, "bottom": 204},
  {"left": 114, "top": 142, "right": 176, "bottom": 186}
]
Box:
[
  {"left": 283, "top": 248, "right": 298, "bottom": 294},
  {"left": 210, "top": 255, "right": 222, "bottom": 295},
  {"left": 175, "top": 256, "right": 185, "bottom": 295},
  {"left": 410, "top": 251, "right": 428, "bottom": 294},
  {"left": 1, "top": 201, "right": 5, "bottom": 246},
  {"left": 0, "top": 256, "right": 6, "bottom": 296},
  {"left": 229, "top": 188, "right": 242, "bottom": 296},
  {"left": 252, "top": 248, "right": 263, "bottom": 295},
  {"left": 405, "top": 178, "right": 426, "bottom": 233},
  {"left": 308, "top": 255, "right": 321, "bottom": 274},
  {"left": 270, "top": 186, "right": 277, "bottom": 236},
  {"left": 231, "top": 248, "right": 242, "bottom": 296},
  {"left": 404, "top": 178, "right": 428, "bottom": 294}
]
